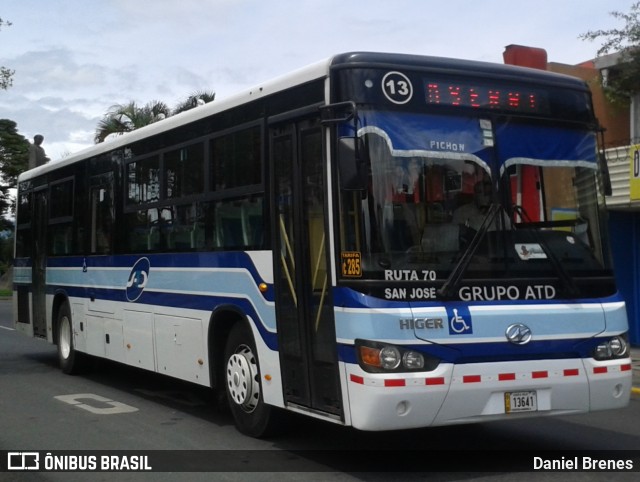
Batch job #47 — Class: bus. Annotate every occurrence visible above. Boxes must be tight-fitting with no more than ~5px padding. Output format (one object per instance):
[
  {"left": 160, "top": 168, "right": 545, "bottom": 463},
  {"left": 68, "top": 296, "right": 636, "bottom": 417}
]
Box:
[{"left": 13, "top": 52, "right": 632, "bottom": 437}]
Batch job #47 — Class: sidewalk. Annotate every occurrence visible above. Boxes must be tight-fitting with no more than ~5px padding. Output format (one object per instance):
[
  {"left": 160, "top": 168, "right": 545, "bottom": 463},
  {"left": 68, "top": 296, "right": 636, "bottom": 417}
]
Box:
[{"left": 632, "top": 347, "right": 640, "bottom": 395}]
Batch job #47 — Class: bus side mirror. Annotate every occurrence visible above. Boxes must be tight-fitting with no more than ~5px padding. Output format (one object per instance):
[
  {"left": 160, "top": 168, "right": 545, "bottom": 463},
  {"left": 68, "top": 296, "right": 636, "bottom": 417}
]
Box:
[
  {"left": 338, "top": 137, "right": 368, "bottom": 191},
  {"left": 597, "top": 128, "right": 612, "bottom": 197},
  {"left": 598, "top": 153, "right": 612, "bottom": 196}
]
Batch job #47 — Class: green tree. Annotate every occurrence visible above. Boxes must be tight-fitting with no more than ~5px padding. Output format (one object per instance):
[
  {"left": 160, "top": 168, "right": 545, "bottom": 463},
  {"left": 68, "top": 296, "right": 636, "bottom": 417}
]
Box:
[
  {"left": 94, "top": 100, "right": 171, "bottom": 143},
  {"left": 0, "top": 119, "right": 29, "bottom": 224},
  {"left": 94, "top": 91, "right": 215, "bottom": 143},
  {"left": 1, "top": 18, "right": 15, "bottom": 90},
  {"left": 580, "top": 2, "right": 640, "bottom": 102},
  {"left": 0, "top": 119, "right": 29, "bottom": 243},
  {"left": 173, "top": 90, "right": 216, "bottom": 114}
]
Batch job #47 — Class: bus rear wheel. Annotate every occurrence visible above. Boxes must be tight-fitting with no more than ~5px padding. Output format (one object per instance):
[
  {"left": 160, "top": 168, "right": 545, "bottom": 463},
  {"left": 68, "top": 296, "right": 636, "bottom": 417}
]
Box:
[
  {"left": 224, "top": 323, "right": 277, "bottom": 438},
  {"left": 57, "top": 302, "right": 83, "bottom": 375}
]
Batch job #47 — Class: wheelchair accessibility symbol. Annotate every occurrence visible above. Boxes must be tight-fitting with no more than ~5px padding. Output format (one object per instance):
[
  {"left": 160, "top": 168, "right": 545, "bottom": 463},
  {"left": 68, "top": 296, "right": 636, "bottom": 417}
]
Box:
[{"left": 447, "top": 306, "right": 473, "bottom": 335}]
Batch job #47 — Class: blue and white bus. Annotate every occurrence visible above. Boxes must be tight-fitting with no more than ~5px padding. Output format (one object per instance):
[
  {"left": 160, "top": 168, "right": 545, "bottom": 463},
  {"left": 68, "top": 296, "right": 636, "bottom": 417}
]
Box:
[{"left": 14, "top": 52, "right": 632, "bottom": 437}]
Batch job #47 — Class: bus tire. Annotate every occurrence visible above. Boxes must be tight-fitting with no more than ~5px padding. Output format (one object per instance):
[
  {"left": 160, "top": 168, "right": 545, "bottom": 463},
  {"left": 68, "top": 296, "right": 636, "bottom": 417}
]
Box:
[
  {"left": 224, "top": 322, "right": 277, "bottom": 438},
  {"left": 57, "top": 302, "right": 83, "bottom": 375}
]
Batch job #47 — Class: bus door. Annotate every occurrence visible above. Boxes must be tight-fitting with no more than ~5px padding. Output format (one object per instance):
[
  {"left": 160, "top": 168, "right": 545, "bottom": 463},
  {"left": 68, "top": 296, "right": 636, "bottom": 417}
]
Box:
[
  {"left": 269, "top": 116, "right": 343, "bottom": 418},
  {"left": 32, "top": 187, "right": 48, "bottom": 338}
]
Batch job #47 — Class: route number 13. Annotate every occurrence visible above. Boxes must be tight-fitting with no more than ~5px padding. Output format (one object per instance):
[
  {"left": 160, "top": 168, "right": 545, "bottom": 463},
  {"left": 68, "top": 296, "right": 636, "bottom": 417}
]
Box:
[{"left": 382, "top": 71, "right": 413, "bottom": 104}]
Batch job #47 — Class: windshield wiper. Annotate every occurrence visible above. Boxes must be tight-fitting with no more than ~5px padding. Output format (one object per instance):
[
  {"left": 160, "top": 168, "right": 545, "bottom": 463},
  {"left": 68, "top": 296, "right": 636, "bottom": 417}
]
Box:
[
  {"left": 437, "top": 203, "right": 501, "bottom": 300},
  {"left": 512, "top": 205, "right": 580, "bottom": 298}
]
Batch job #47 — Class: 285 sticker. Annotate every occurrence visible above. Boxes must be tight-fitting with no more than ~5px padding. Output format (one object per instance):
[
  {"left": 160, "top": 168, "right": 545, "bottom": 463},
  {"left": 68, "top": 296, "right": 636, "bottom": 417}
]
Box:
[{"left": 341, "top": 251, "right": 362, "bottom": 277}]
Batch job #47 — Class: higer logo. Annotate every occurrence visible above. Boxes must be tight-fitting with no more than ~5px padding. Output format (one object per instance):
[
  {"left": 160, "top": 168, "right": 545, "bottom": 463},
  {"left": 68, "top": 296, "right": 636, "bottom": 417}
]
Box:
[{"left": 126, "top": 257, "right": 150, "bottom": 302}]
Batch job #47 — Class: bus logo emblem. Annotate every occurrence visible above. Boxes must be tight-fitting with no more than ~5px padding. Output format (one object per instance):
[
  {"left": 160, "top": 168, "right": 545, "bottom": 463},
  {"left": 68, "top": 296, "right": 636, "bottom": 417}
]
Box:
[
  {"left": 505, "top": 323, "right": 532, "bottom": 345},
  {"left": 126, "top": 257, "right": 150, "bottom": 302}
]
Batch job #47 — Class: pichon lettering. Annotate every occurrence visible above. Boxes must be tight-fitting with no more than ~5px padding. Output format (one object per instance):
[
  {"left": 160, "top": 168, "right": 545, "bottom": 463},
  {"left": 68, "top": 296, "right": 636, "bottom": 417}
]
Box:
[{"left": 430, "top": 140, "right": 465, "bottom": 152}]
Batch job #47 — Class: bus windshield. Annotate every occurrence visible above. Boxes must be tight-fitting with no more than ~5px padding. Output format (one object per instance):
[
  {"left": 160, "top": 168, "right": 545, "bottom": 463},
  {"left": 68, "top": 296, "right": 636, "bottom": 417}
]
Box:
[{"left": 338, "top": 110, "right": 614, "bottom": 300}]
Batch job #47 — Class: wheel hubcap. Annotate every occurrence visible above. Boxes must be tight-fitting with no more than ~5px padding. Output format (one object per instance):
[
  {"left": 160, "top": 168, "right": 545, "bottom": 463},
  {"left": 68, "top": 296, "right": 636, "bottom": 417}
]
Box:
[
  {"left": 226, "top": 345, "right": 260, "bottom": 413},
  {"left": 60, "top": 317, "right": 71, "bottom": 359}
]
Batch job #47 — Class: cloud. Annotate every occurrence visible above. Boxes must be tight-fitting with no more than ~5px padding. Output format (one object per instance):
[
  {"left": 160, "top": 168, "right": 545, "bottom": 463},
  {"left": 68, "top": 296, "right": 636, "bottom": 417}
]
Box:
[
  {"left": 5, "top": 103, "right": 96, "bottom": 142},
  {"left": 8, "top": 48, "right": 108, "bottom": 97}
]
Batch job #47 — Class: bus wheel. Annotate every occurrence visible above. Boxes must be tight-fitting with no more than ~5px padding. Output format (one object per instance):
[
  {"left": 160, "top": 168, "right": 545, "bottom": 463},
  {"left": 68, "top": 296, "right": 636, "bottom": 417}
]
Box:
[
  {"left": 57, "top": 302, "right": 82, "bottom": 375},
  {"left": 224, "top": 323, "right": 276, "bottom": 438}
]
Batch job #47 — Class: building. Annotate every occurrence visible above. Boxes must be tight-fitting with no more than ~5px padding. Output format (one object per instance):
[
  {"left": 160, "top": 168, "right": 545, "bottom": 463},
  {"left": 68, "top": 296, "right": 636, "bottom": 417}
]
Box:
[{"left": 503, "top": 44, "right": 640, "bottom": 345}]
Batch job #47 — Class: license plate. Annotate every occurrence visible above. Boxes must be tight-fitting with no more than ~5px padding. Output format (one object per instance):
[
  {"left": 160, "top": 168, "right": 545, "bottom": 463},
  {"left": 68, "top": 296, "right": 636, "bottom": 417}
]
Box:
[{"left": 504, "top": 391, "right": 537, "bottom": 413}]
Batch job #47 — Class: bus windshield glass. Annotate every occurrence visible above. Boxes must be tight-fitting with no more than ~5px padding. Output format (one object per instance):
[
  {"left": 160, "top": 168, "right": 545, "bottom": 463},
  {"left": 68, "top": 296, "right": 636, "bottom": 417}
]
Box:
[{"left": 338, "top": 109, "right": 614, "bottom": 300}]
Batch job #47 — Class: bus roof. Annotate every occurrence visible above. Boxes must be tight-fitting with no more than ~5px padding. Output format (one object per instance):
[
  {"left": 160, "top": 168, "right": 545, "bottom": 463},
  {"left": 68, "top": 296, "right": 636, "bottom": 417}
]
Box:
[
  {"left": 18, "top": 56, "right": 332, "bottom": 182},
  {"left": 329, "top": 51, "right": 590, "bottom": 90},
  {"left": 18, "top": 51, "right": 590, "bottom": 183}
]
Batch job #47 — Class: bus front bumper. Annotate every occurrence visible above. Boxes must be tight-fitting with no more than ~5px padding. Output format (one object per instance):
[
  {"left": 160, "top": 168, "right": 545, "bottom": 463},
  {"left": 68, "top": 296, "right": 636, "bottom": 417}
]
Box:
[{"left": 344, "top": 358, "right": 632, "bottom": 431}]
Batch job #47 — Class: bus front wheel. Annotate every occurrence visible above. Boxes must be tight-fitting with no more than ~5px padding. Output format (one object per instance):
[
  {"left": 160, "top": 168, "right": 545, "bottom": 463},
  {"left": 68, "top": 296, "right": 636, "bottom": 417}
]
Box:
[
  {"left": 57, "top": 302, "right": 83, "bottom": 375},
  {"left": 224, "top": 323, "right": 277, "bottom": 438}
]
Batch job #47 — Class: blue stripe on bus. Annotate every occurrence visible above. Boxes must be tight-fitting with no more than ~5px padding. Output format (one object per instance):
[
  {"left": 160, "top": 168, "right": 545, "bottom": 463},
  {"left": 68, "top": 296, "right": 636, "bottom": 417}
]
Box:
[
  {"left": 46, "top": 251, "right": 267, "bottom": 270},
  {"left": 41, "top": 252, "right": 276, "bottom": 299},
  {"left": 47, "top": 285, "right": 280, "bottom": 351},
  {"left": 15, "top": 253, "right": 625, "bottom": 362}
]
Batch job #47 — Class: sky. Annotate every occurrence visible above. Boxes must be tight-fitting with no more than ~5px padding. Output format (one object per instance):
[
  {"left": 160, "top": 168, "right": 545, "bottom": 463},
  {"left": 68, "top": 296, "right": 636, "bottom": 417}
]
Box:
[{"left": 0, "top": 0, "right": 635, "bottom": 161}]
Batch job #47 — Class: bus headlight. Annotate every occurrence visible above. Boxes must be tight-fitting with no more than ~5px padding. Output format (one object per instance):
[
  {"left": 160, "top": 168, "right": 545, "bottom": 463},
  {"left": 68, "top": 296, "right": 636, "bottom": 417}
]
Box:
[
  {"left": 356, "top": 340, "right": 434, "bottom": 373},
  {"left": 403, "top": 350, "right": 425, "bottom": 370},
  {"left": 609, "top": 336, "right": 628, "bottom": 357},
  {"left": 379, "top": 346, "right": 401, "bottom": 369},
  {"left": 592, "top": 334, "right": 629, "bottom": 361}
]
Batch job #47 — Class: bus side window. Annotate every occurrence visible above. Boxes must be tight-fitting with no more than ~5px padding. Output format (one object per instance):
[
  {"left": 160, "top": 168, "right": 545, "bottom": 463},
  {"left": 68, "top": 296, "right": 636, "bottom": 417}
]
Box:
[
  {"left": 51, "top": 225, "right": 72, "bottom": 255},
  {"left": 126, "top": 209, "right": 158, "bottom": 253},
  {"left": 241, "top": 197, "right": 264, "bottom": 248},
  {"left": 91, "top": 185, "right": 114, "bottom": 254},
  {"left": 191, "top": 222, "right": 205, "bottom": 249},
  {"left": 215, "top": 201, "right": 244, "bottom": 249}
]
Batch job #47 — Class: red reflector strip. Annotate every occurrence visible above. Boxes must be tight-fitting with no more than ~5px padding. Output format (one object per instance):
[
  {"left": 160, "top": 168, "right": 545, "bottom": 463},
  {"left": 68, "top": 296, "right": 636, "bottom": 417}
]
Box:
[
  {"left": 531, "top": 371, "right": 548, "bottom": 379},
  {"left": 425, "top": 377, "right": 445, "bottom": 385},
  {"left": 621, "top": 364, "right": 631, "bottom": 371},
  {"left": 463, "top": 375, "right": 481, "bottom": 383},
  {"left": 593, "top": 366, "right": 608, "bottom": 374},
  {"left": 350, "top": 374, "right": 448, "bottom": 387},
  {"left": 563, "top": 369, "right": 579, "bottom": 377},
  {"left": 384, "top": 379, "right": 406, "bottom": 387},
  {"left": 498, "top": 373, "right": 516, "bottom": 381}
]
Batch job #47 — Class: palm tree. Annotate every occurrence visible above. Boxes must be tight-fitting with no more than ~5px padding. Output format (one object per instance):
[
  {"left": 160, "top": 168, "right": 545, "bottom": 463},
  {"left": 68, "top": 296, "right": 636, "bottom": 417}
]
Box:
[
  {"left": 173, "top": 90, "right": 216, "bottom": 115},
  {"left": 94, "top": 100, "right": 171, "bottom": 143},
  {"left": 93, "top": 90, "right": 215, "bottom": 143}
]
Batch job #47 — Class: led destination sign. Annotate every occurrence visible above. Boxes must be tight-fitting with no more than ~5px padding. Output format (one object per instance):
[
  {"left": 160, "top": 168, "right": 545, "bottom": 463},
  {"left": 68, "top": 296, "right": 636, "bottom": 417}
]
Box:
[{"left": 425, "top": 80, "right": 549, "bottom": 114}]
